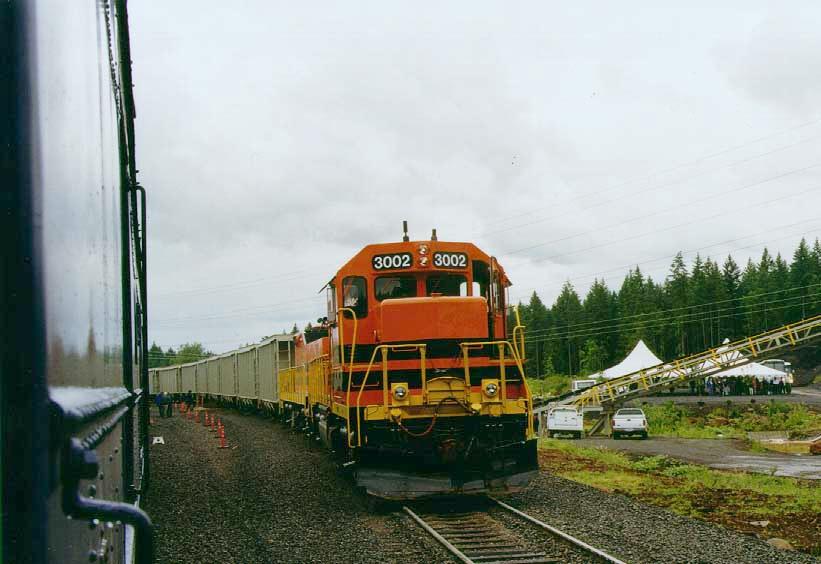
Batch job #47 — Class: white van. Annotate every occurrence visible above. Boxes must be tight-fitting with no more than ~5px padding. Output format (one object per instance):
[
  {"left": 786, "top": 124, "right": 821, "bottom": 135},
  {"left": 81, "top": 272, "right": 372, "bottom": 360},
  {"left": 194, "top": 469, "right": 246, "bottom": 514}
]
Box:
[{"left": 546, "top": 406, "right": 584, "bottom": 438}]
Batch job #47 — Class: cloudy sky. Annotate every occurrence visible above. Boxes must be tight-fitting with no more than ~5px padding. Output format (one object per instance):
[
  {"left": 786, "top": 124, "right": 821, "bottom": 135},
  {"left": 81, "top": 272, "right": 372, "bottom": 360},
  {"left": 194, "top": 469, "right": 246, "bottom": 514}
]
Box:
[{"left": 130, "top": 2, "right": 821, "bottom": 354}]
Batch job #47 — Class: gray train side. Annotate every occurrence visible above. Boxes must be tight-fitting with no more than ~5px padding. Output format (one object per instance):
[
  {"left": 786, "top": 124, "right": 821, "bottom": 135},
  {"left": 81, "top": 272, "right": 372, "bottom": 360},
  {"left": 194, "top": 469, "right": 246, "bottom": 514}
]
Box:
[
  {"left": 2, "top": 1, "right": 152, "bottom": 563},
  {"left": 149, "top": 336, "right": 294, "bottom": 413}
]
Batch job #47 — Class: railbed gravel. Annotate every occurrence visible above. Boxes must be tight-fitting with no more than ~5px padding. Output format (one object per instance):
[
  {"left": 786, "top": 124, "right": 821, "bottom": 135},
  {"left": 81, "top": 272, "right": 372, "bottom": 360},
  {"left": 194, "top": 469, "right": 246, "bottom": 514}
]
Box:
[
  {"left": 502, "top": 472, "right": 820, "bottom": 563},
  {"left": 143, "top": 408, "right": 450, "bottom": 563},
  {"left": 145, "top": 408, "right": 818, "bottom": 563}
]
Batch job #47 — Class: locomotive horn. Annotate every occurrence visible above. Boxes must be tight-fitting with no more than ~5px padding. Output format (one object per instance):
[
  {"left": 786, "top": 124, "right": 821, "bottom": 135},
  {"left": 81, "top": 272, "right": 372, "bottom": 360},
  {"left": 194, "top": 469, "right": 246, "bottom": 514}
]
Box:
[
  {"left": 431, "top": 228, "right": 437, "bottom": 241},
  {"left": 402, "top": 220, "right": 409, "bottom": 242}
]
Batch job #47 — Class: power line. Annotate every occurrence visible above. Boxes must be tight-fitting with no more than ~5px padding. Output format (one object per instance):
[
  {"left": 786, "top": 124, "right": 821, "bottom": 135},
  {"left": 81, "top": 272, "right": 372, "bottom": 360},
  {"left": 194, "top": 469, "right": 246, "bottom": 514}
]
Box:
[
  {"left": 481, "top": 115, "right": 821, "bottom": 232},
  {"left": 500, "top": 160, "right": 821, "bottom": 257},
  {"left": 521, "top": 281, "right": 821, "bottom": 339},
  {"left": 516, "top": 184, "right": 819, "bottom": 269},
  {"left": 524, "top": 298, "right": 817, "bottom": 347},
  {"left": 510, "top": 221, "right": 821, "bottom": 302}
]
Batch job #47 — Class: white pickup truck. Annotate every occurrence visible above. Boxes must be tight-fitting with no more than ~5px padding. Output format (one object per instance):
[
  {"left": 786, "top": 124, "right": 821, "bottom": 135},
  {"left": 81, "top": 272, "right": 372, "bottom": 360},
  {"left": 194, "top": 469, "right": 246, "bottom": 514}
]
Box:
[
  {"left": 546, "top": 406, "right": 584, "bottom": 438},
  {"left": 611, "top": 408, "right": 648, "bottom": 439}
]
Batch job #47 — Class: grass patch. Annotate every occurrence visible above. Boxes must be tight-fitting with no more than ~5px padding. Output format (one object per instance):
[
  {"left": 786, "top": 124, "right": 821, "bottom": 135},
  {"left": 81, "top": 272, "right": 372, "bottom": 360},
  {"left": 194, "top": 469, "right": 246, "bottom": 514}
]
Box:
[
  {"left": 641, "top": 400, "right": 821, "bottom": 439},
  {"left": 538, "top": 439, "right": 821, "bottom": 553},
  {"left": 561, "top": 470, "right": 652, "bottom": 495},
  {"left": 527, "top": 375, "right": 572, "bottom": 397}
]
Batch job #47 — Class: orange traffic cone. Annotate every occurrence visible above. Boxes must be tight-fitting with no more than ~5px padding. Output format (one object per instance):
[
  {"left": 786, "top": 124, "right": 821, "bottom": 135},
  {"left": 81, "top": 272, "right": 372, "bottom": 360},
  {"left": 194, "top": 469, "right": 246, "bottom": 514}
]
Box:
[
  {"left": 210, "top": 416, "right": 217, "bottom": 432},
  {"left": 187, "top": 408, "right": 193, "bottom": 420},
  {"left": 195, "top": 410, "right": 200, "bottom": 424},
  {"left": 218, "top": 425, "right": 228, "bottom": 449},
  {"left": 205, "top": 412, "right": 210, "bottom": 426}
]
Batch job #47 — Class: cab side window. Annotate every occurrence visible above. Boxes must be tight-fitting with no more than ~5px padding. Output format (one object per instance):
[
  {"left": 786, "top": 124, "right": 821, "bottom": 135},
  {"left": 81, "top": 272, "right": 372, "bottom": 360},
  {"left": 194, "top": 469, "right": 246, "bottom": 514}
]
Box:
[
  {"left": 342, "top": 276, "right": 367, "bottom": 319},
  {"left": 472, "top": 260, "right": 490, "bottom": 300}
]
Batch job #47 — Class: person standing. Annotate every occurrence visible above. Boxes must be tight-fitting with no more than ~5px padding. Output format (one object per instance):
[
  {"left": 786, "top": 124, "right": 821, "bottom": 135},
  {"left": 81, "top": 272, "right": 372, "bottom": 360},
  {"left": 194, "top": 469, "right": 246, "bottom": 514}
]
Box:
[
  {"left": 163, "top": 392, "right": 173, "bottom": 417},
  {"left": 155, "top": 392, "right": 166, "bottom": 418}
]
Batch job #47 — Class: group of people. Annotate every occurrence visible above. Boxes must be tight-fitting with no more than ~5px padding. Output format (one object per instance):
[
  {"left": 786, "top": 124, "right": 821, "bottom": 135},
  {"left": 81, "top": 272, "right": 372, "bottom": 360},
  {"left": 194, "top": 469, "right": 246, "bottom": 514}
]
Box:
[
  {"left": 154, "top": 390, "right": 196, "bottom": 418},
  {"left": 688, "top": 376, "right": 792, "bottom": 396}
]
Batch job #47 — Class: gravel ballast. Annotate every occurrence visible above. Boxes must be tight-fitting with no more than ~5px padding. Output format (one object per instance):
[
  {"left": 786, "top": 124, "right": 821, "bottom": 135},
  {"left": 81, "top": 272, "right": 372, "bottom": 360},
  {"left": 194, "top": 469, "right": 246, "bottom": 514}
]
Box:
[
  {"left": 504, "top": 472, "right": 820, "bottom": 563},
  {"left": 143, "top": 408, "right": 448, "bottom": 563},
  {"left": 144, "top": 407, "right": 818, "bottom": 563}
]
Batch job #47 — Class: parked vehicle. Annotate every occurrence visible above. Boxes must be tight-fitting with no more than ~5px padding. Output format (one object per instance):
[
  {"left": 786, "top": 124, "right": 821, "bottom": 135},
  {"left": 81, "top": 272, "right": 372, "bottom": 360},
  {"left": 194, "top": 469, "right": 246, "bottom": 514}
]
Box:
[
  {"left": 611, "top": 408, "right": 648, "bottom": 439},
  {"left": 547, "top": 406, "right": 584, "bottom": 438}
]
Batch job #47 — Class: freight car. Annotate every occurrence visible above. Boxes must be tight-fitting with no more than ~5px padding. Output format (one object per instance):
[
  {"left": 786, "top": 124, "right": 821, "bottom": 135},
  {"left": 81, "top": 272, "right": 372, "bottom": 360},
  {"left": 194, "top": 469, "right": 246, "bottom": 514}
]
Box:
[
  {"left": 150, "top": 336, "right": 295, "bottom": 411},
  {"left": 152, "top": 227, "right": 537, "bottom": 499},
  {"left": 2, "top": 1, "right": 152, "bottom": 562}
]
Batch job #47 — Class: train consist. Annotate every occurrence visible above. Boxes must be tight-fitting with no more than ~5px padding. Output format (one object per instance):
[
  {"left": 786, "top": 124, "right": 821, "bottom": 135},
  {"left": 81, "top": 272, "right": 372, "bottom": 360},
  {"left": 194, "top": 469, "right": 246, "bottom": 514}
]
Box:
[{"left": 152, "top": 229, "right": 538, "bottom": 499}]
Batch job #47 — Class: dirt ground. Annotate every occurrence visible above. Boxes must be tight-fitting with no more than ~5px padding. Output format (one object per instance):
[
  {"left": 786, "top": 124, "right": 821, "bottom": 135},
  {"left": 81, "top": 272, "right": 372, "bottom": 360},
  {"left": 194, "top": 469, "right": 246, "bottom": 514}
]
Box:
[{"left": 578, "top": 436, "right": 821, "bottom": 479}]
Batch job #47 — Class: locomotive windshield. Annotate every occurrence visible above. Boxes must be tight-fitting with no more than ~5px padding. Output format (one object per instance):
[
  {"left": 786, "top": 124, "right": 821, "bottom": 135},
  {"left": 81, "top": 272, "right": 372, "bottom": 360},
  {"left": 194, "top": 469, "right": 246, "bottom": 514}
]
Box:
[
  {"left": 375, "top": 275, "right": 417, "bottom": 300},
  {"left": 426, "top": 274, "right": 467, "bottom": 296}
]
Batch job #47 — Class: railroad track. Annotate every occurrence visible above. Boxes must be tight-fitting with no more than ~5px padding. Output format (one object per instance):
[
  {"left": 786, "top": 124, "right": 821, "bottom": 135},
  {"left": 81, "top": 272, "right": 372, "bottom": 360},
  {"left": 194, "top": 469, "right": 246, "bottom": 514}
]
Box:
[{"left": 403, "top": 497, "right": 625, "bottom": 564}]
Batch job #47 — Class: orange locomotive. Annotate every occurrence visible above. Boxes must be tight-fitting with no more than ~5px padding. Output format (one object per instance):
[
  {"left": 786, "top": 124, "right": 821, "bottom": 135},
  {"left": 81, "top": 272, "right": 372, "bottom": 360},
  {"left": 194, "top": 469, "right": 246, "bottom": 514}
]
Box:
[{"left": 280, "top": 226, "right": 538, "bottom": 499}]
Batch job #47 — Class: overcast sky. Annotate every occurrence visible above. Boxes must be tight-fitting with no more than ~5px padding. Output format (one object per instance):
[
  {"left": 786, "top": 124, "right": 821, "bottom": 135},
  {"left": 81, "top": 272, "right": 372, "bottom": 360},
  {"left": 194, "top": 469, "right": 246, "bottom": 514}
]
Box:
[{"left": 130, "top": 2, "right": 821, "bottom": 354}]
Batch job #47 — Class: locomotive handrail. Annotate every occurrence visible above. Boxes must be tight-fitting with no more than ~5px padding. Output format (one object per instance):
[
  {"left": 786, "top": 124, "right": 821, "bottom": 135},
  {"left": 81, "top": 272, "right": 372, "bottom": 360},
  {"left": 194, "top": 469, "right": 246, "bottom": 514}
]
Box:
[
  {"left": 511, "top": 306, "right": 526, "bottom": 362},
  {"left": 337, "top": 307, "right": 358, "bottom": 383},
  {"left": 459, "top": 340, "right": 535, "bottom": 438},
  {"left": 349, "top": 337, "right": 538, "bottom": 447},
  {"left": 352, "top": 343, "right": 428, "bottom": 447},
  {"left": 338, "top": 306, "right": 358, "bottom": 441}
]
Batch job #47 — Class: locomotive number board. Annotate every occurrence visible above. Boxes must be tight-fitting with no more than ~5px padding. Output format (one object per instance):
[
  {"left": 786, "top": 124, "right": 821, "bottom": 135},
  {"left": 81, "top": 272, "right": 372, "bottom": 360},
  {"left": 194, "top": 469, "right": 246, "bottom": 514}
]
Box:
[
  {"left": 372, "top": 253, "right": 413, "bottom": 270},
  {"left": 433, "top": 252, "right": 468, "bottom": 269}
]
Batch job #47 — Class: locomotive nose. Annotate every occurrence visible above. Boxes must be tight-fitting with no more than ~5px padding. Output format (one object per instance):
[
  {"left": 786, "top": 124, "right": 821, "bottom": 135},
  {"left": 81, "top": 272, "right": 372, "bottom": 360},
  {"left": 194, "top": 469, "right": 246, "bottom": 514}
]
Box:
[{"left": 377, "top": 296, "right": 488, "bottom": 342}]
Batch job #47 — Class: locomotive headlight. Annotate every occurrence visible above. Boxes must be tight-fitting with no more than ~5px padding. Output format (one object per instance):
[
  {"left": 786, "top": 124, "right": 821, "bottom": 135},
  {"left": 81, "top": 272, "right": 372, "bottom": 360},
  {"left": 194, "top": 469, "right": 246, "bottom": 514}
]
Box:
[
  {"left": 393, "top": 385, "right": 408, "bottom": 400},
  {"left": 484, "top": 382, "right": 499, "bottom": 397}
]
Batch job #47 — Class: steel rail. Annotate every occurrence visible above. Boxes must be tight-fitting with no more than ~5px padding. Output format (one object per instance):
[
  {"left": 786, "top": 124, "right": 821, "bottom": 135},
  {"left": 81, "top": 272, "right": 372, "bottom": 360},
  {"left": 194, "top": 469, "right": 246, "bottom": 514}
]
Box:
[
  {"left": 402, "top": 506, "right": 473, "bottom": 564},
  {"left": 404, "top": 500, "right": 627, "bottom": 564},
  {"left": 491, "top": 498, "right": 627, "bottom": 564}
]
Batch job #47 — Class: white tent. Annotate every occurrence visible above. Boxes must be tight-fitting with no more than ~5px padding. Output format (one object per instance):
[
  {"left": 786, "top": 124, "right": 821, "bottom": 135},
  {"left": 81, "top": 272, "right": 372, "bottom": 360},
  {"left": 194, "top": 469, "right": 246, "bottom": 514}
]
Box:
[
  {"left": 711, "top": 361, "right": 786, "bottom": 382},
  {"left": 594, "top": 340, "right": 663, "bottom": 381}
]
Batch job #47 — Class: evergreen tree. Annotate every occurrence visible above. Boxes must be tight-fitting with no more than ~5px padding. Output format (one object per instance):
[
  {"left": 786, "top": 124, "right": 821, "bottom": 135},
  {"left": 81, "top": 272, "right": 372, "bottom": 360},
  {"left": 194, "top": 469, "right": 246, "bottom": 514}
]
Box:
[
  {"left": 579, "top": 339, "right": 607, "bottom": 374},
  {"left": 148, "top": 342, "right": 166, "bottom": 368},
  {"left": 770, "top": 253, "right": 790, "bottom": 327},
  {"left": 552, "top": 282, "right": 584, "bottom": 375},
  {"left": 722, "top": 255, "right": 742, "bottom": 340},
  {"left": 583, "top": 279, "right": 617, "bottom": 365},
  {"left": 522, "top": 292, "right": 551, "bottom": 376},
  {"left": 665, "top": 252, "right": 689, "bottom": 357},
  {"left": 690, "top": 254, "right": 708, "bottom": 350},
  {"left": 739, "top": 258, "right": 759, "bottom": 335}
]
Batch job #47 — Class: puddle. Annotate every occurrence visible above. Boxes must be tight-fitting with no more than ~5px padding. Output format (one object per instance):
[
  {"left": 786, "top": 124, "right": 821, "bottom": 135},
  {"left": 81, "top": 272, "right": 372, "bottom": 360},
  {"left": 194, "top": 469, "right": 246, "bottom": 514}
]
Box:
[{"left": 711, "top": 455, "right": 821, "bottom": 479}]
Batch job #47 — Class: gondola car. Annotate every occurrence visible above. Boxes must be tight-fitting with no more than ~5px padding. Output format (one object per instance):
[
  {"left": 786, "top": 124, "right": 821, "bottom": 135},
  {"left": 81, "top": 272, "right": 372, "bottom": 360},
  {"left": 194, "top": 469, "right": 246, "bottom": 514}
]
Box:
[{"left": 2, "top": 1, "right": 152, "bottom": 563}]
